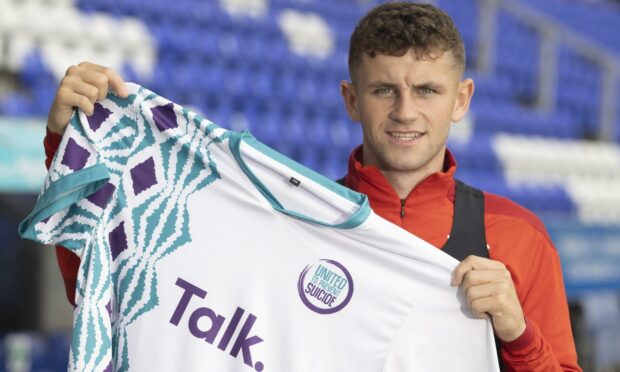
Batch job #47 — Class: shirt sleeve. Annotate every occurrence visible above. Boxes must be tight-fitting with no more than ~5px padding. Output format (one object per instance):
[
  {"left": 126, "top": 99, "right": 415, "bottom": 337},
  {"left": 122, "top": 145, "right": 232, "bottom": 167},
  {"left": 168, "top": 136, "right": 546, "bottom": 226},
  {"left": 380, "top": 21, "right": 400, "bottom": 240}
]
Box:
[
  {"left": 43, "top": 127, "right": 80, "bottom": 306},
  {"left": 19, "top": 109, "right": 114, "bottom": 256},
  {"left": 19, "top": 83, "right": 144, "bottom": 256},
  {"left": 43, "top": 127, "right": 83, "bottom": 305},
  {"left": 500, "top": 231, "right": 582, "bottom": 372}
]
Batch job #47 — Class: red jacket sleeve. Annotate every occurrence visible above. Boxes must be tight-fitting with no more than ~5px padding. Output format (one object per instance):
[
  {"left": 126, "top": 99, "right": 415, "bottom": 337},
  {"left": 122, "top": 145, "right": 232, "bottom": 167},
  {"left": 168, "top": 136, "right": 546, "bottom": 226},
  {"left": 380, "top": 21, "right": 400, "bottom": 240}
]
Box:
[
  {"left": 484, "top": 193, "right": 581, "bottom": 371},
  {"left": 497, "top": 228, "right": 581, "bottom": 371},
  {"left": 45, "top": 127, "right": 79, "bottom": 307}
]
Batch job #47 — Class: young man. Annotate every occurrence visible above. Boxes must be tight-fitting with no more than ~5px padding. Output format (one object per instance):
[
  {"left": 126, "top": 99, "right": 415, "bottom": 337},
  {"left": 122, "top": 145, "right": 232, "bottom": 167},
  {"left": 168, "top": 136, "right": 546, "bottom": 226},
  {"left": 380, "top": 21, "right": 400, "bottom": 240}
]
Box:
[{"left": 44, "top": 2, "right": 580, "bottom": 371}]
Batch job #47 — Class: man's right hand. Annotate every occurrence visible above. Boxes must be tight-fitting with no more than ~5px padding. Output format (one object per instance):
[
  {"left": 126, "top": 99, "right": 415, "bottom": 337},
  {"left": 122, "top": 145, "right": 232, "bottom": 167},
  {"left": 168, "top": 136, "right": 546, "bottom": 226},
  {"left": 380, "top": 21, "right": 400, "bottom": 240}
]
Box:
[{"left": 47, "top": 61, "right": 128, "bottom": 135}]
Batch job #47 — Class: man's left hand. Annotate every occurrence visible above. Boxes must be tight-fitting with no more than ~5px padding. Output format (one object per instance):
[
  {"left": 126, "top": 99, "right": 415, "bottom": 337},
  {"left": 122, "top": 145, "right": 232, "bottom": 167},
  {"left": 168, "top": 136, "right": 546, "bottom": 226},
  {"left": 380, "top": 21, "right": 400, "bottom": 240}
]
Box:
[{"left": 451, "top": 255, "right": 526, "bottom": 342}]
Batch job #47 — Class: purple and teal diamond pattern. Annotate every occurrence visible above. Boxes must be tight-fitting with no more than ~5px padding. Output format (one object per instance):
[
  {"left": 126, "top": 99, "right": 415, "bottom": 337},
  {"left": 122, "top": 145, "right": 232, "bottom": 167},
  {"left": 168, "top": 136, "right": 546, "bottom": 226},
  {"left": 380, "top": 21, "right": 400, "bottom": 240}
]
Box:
[
  {"left": 30, "top": 84, "right": 228, "bottom": 371},
  {"left": 87, "top": 103, "right": 112, "bottom": 132},
  {"left": 61, "top": 138, "right": 91, "bottom": 171},
  {"left": 129, "top": 157, "right": 158, "bottom": 195},
  {"left": 63, "top": 84, "right": 227, "bottom": 372}
]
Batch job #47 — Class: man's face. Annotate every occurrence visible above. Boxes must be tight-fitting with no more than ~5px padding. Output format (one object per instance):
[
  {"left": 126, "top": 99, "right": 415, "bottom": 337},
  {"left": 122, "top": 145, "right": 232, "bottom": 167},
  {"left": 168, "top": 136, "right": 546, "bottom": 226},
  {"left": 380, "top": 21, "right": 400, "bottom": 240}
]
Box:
[{"left": 341, "top": 49, "right": 473, "bottom": 174}]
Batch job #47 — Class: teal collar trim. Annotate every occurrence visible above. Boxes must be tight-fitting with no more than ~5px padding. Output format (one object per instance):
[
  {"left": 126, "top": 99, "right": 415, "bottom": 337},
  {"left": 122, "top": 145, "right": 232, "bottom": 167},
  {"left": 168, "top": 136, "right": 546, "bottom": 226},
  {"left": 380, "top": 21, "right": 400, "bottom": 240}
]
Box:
[
  {"left": 228, "top": 131, "right": 370, "bottom": 229},
  {"left": 18, "top": 163, "right": 110, "bottom": 241}
]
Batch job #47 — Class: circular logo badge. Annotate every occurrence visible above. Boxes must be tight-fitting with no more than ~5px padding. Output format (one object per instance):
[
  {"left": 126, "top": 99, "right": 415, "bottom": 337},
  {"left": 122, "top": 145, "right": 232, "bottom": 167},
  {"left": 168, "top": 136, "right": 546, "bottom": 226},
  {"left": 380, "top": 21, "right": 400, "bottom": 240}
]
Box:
[{"left": 297, "top": 259, "right": 354, "bottom": 314}]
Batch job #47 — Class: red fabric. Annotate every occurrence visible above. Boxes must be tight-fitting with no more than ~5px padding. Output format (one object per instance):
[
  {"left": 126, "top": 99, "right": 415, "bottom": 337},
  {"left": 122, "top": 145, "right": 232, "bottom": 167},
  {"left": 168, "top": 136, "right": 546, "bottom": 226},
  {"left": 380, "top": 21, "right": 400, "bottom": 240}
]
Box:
[
  {"left": 45, "top": 128, "right": 80, "bottom": 307},
  {"left": 44, "top": 127, "right": 63, "bottom": 169},
  {"left": 344, "top": 145, "right": 581, "bottom": 371},
  {"left": 503, "top": 317, "right": 535, "bottom": 351},
  {"left": 55, "top": 246, "right": 79, "bottom": 307}
]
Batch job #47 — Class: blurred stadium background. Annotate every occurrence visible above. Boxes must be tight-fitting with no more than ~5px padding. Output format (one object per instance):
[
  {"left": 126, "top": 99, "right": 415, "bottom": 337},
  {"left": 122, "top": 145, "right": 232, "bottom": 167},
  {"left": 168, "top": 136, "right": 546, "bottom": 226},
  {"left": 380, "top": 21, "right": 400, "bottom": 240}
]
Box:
[{"left": 1, "top": 0, "right": 619, "bottom": 370}]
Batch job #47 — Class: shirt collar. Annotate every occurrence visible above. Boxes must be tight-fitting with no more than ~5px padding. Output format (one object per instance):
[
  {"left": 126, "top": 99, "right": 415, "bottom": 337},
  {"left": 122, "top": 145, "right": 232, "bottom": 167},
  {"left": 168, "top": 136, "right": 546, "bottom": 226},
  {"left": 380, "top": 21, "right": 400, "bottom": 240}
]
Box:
[{"left": 343, "top": 145, "right": 457, "bottom": 206}]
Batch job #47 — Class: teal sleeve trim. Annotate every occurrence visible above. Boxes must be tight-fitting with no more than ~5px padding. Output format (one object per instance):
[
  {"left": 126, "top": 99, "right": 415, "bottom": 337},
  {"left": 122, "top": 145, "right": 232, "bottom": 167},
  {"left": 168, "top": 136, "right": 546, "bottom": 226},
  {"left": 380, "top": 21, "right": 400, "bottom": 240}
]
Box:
[
  {"left": 18, "top": 163, "right": 110, "bottom": 242},
  {"left": 228, "top": 131, "right": 370, "bottom": 229}
]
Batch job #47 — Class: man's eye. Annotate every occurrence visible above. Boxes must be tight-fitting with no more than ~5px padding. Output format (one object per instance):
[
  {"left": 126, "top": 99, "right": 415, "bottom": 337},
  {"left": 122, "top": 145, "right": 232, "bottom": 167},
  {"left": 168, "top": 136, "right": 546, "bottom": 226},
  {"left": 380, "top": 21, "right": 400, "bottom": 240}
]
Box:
[
  {"left": 374, "top": 88, "right": 394, "bottom": 96},
  {"left": 418, "top": 87, "right": 435, "bottom": 95}
]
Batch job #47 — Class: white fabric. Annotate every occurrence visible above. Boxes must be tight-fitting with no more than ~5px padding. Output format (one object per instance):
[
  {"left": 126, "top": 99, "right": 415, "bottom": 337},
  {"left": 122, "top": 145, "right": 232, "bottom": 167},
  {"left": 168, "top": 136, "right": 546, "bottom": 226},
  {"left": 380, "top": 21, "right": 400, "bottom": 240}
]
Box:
[{"left": 20, "top": 83, "right": 498, "bottom": 371}]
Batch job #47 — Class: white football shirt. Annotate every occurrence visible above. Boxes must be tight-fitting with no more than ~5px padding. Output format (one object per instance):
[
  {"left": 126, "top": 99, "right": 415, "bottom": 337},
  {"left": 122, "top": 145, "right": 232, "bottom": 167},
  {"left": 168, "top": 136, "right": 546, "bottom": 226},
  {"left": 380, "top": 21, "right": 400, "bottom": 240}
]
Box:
[{"left": 20, "top": 83, "right": 498, "bottom": 372}]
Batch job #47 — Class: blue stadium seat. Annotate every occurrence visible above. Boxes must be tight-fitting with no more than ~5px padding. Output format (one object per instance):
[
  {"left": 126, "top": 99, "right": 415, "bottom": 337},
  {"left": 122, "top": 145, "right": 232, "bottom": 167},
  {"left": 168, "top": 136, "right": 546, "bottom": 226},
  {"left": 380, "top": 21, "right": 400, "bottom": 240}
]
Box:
[
  {"left": 454, "top": 169, "right": 509, "bottom": 197},
  {"left": 306, "top": 114, "right": 330, "bottom": 148},
  {"left": 226, "top": 65, "right": 250, "bottom": 99},
  {"left": 509, "top": 184, "right": 574, "bottom": 214},
  {"left": 20, "top": 52, "right": 49, "bottom": 88},
  {"left": 297, "top": 145, "right": 319, "bottom": 171},
  {"left": 0, "top": 333, "right": 50, "bottom": 372},
  {"left": 246, "top": 66, "right": 274, "bottom": 102},
  {"left": 248, "top": 105, "right": 282, "bottom": 145},
  {"left": 295, "top": 74, "right": 320, "bottom": 106},
  {"left": 0, "top": 93, "right": 34, "bottom": 117},
  {"left": 318, "top": 146, "right": 348, "bottom": 180},
  {"left": 271, "top": 68, "right": 296, "bottom": 104},
  {"left": 47, "top": 332, "right": 70, "bottom": 372},
  {"left": 15, "top": 52, "right": 57, "bottom": 117},
  {"left": 449, "top": 134, "right": 500, "bottom": 172},
  {"left": 326, "top": 117, "right": 357, "bottom": 150},
  {"left": 280, "top": 108, "right": 306, "bottom": 144}
]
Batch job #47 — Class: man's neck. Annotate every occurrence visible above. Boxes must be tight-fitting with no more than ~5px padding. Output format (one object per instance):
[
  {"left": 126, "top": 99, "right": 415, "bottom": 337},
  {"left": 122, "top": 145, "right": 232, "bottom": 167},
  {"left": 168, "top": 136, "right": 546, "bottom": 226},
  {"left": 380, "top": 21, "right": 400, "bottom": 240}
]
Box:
[{"left": 371, "top": 151, "right": 447, "bottom": 200}]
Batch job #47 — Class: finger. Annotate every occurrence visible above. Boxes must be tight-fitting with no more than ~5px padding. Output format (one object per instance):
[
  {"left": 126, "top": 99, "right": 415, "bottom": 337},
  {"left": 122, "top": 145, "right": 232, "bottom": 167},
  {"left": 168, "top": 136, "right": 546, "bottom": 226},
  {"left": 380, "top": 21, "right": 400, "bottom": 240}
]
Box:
[
  {"left": 77, "top": 68, "right": 112, "bottom": 101},
  {"left": 462, "top": 255, "right": 506, "bottom": 270},
  {"left": 48, "top": 87, "right": 94, "bottom": 134},
  {"left": 466, "top": 282, "right": 519, "bottom": 318},
  {"left": 73, "top": 82, "right": 101, "bottom": 104},
  {"left": 461, "top": 269, "right": 509, "bottom": 291},
  {"left": 465, "top": 282, "right": 500, "bottom": 305},
  {"left": 64, "top": 65, "right": 109, "bottom": 100},
  {"left": 451, "top": 255, "right": 505, "bottom": 286},
  {"left": 62, "top": 76, "right": 100, "bottom": 104},
  {"left": 78, "top": 62, "right": 128, "bottom": 98},
  {"left": 56, "top": 87, "right": 95, "bottom": 116},
  {"left": 469, "top": 296, "right": 495, "bottom": 319}
]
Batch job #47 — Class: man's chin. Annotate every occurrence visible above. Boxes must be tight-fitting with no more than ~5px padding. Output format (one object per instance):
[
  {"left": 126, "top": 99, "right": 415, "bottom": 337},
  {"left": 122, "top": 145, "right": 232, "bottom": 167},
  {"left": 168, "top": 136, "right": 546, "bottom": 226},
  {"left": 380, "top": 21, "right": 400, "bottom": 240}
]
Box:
[{"left": 380, "top": 161, "right": 426, "bottom": 173}]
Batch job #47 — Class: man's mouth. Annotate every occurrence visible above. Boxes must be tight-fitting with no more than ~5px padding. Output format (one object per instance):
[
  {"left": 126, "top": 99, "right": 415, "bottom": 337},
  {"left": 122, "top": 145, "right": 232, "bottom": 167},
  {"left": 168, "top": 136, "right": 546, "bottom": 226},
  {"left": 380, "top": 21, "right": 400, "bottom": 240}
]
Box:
[{"left": 388, "top": 132, "right": 425, "bottom": 141}]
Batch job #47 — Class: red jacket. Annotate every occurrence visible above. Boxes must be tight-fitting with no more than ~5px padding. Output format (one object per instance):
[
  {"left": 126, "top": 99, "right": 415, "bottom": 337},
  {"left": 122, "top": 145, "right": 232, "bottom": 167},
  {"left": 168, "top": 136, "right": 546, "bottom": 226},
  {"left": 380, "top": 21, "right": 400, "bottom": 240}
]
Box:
[{"left": 45, "top": 129, "right": 580, "bottom": 371}]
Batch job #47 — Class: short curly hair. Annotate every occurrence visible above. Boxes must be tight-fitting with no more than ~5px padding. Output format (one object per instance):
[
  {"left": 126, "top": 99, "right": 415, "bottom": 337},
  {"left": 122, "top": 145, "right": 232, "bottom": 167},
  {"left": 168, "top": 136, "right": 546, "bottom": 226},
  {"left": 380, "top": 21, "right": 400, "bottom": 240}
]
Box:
[{"left": 348, "top": 2, "right": 465, "bottom": 80}]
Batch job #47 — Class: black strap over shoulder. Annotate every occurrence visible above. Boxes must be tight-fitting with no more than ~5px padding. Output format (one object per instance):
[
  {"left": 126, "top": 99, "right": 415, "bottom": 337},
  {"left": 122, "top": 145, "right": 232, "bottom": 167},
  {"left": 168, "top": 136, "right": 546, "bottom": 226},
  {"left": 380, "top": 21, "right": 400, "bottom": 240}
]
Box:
[
  {"left": 442, "top": 180, "right": 505, "bottom": 370},
  {"left": 441, "top": 180, "right": 490, "bottom": 260}
]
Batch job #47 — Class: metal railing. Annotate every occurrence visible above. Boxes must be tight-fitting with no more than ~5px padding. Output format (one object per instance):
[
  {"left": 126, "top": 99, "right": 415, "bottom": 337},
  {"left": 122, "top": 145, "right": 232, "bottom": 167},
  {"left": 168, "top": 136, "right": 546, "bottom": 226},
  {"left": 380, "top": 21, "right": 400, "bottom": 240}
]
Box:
[{"left": 475, "top": 0, "right": 620, "bottom": 141}]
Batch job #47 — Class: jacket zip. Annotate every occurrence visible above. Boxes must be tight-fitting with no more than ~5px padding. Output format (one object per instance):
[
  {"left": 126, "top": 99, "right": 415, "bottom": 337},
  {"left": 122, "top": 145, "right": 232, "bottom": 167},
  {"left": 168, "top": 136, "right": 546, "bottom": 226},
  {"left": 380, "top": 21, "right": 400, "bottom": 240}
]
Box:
[{"left": 400, "top": 199, "right": 406, "bottom": 218}]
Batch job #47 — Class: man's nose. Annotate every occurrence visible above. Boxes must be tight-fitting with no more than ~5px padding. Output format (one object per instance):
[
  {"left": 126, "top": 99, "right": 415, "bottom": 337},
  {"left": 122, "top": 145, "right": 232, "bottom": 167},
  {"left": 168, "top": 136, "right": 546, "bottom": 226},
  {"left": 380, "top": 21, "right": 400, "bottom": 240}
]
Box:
[{"left": 389, "top": 93, "right": 418, "bottom": 124}]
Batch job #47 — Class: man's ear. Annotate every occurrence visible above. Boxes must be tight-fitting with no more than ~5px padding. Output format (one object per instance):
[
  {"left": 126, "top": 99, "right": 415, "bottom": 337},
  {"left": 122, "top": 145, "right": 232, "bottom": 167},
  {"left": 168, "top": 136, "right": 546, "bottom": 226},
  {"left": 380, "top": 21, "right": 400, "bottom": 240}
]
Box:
[
  {"left": 340, "top": 80, "right": 361, "bottom": 122},
  {"left": 451, "top": 78, "right": 474, "bottom": 123}
]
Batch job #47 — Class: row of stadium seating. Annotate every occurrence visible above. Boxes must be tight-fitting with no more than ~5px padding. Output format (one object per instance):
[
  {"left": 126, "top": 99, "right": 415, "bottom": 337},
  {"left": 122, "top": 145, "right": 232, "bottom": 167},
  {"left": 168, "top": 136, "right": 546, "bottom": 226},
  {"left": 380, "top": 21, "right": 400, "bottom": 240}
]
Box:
[
  {"left": 1, "top": 0, "right": 620, "bottom": 221},
  {"left": 1, "top": 50, "right": 604, "bottom": 140},
  {"left": 0, "top": 0, "right": 607, "bottom": 81},
  {"left": 491, "top": 133, "right": 620, "bottom": 224},
  {"left": 521, "top": 0, "right": 620, "bottom": 53},
  {"left": 26, "top": 6, "right": 620, "bottom": 135},
  {"left": 0, "top": 332, "right": 69, "bottom": 372}
]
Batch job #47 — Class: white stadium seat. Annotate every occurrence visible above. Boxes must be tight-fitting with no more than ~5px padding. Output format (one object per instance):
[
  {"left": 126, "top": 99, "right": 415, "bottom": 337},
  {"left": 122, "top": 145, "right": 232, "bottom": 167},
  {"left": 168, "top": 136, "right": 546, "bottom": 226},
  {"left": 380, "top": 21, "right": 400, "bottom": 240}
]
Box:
[
  {"left": 6, "top": 34, "right": 37, "bottom": 72},
  {"left": 278, "top": 9, "right": 335, "bottom": 59},
  {"left": 493, "top": 134, "right": 620, "bottom": 225}
]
